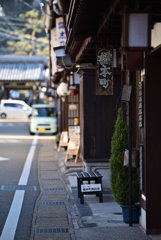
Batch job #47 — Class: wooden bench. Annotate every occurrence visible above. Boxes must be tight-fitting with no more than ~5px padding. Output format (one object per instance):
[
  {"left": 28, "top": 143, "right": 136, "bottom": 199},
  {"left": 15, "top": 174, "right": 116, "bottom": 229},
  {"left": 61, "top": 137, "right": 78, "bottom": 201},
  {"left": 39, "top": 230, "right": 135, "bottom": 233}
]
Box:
[{"left": 76, "top": 171, "right": 103, "bottom": 204}]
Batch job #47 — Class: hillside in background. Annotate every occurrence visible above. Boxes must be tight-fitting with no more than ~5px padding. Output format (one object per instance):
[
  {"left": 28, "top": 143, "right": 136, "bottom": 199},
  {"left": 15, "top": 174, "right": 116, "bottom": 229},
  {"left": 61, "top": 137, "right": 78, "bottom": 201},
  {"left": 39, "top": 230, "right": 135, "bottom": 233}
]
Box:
[{"left": 0, "top": 0, "right": 47, "bottom": 56}]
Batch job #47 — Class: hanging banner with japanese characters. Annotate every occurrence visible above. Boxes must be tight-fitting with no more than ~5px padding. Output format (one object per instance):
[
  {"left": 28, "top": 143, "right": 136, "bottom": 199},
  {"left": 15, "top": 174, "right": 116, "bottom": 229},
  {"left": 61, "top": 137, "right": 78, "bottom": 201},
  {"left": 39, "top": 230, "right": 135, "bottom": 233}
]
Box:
[
  {"left": 56, "top": 17, "right": 66, "bottom": 47},
  {"left": 96, "top": 45, "right": 113, "bottom": 95},
  {"left": 51, "top": 28, "right": 64, "bottom": 74}
]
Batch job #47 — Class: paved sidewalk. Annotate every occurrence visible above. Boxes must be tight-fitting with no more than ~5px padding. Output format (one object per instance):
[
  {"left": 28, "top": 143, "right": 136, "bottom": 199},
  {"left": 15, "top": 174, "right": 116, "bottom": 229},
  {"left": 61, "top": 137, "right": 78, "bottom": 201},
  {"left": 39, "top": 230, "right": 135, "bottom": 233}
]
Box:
[
  {"left": 30, "top": 139, "right": 75, "bottom": 240},
  {"left": 30, "top": 138, "right": 161, "bottom": 240}
]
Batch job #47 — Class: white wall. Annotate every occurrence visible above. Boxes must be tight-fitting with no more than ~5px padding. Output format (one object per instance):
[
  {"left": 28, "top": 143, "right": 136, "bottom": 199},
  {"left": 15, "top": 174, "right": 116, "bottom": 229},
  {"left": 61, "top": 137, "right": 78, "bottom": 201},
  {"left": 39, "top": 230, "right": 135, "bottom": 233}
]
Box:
[{"left": 151, "top": 23, "right": 161, "bottom": 48}]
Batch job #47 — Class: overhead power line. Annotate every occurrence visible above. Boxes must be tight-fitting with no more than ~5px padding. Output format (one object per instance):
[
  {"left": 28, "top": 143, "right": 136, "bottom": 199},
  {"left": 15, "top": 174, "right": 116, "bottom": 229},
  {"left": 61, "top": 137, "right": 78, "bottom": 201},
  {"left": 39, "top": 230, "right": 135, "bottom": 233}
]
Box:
[
  {"left": 0, "top": 27, "right": 48, "bottom": 46},
  {"left": 19, "top": 0, "right": 40, "bottom": 12},
  {"left": 0, "top": 15, "right": 29, "bottom": 23},
  {"left": 0, "top": 19, "right": 45, "bottom": 29}
]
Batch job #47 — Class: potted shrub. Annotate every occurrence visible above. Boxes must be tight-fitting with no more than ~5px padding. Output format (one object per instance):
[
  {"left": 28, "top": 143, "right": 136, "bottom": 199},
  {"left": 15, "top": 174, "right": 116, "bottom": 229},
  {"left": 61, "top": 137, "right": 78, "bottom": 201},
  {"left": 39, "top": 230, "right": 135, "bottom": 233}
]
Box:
[{"left": 109, "top": 108, "right": 139, "bottom": 223}]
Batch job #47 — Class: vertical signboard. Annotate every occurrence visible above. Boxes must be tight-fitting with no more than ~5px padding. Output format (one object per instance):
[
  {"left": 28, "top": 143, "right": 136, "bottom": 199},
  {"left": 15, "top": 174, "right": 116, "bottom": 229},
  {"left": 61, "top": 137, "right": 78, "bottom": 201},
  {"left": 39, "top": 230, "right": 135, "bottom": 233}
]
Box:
[
  {"left": 138, "top": 81, "right": 144, "bottom": 128},
  {"left": 56, "top": 17, "right": 66, "bottom": 47},
  {"left": 96, "top": 45, "right": 113, "bottom": 95},
  {"left": 51, "top": 28, "right": 64, "bottom": 74}
]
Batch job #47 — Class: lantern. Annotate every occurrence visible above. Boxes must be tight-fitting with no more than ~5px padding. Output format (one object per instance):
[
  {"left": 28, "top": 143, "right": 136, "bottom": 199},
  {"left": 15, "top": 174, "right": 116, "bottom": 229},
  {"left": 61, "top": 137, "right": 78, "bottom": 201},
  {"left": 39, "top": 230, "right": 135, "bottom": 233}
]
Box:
[{"left": 121, "top": 10, "right": 151, "bottom": 70}]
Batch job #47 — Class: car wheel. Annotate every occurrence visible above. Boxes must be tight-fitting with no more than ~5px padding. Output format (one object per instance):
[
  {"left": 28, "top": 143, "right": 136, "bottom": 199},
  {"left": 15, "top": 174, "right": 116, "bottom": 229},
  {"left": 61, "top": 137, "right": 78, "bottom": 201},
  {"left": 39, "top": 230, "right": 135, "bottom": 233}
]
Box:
[
  {"left": 1, "top": 113, "right": 7, "bottom": 119},
  {"left": 29, "top": 129, "right": 34, "bottom": 135},
  {"left": 52, "top": 131, "right": 58, "bottom": 136}
]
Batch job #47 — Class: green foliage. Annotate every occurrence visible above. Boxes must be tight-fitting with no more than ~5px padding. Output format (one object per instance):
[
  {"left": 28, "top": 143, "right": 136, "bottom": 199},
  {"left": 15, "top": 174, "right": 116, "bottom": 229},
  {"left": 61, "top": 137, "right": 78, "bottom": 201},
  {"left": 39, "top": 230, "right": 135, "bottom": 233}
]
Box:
[
  {"left": 19, "top": 10, "right": 39, "bottom": 19},
  {"left": 109, "top": 108, "right": 139, "bottom": 205},
  {"left": 6, "top": 9, "right": 48, "bottom": 56}
]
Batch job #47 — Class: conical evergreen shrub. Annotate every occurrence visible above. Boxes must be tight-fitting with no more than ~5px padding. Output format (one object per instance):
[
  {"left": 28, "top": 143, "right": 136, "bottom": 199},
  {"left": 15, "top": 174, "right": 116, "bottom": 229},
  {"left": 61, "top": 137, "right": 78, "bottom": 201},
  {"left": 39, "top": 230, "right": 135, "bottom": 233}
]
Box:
[{"left": 109, "top": 108, "right": 139, "bottom": 205}]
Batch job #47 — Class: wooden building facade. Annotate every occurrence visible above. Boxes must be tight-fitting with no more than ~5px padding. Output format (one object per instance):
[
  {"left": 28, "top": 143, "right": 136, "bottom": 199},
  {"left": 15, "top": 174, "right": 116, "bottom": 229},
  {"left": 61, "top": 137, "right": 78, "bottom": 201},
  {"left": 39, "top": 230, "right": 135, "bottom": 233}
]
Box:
[{"left": 45, "top": 0, "right": 161, "bottom": 234}]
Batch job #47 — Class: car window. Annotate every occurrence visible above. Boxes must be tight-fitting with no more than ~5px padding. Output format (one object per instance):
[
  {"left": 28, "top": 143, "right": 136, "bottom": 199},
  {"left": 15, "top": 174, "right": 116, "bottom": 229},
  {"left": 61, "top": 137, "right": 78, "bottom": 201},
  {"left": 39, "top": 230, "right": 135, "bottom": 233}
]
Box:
[
  {"left": 15, "top": 104, "right": 23, "bottom": 109},
  {"left": 4, "top": 103, "right": 16, "bottom": 108},
  {"left": 33, "top": 107, "right": 56, "bottom": 117}
]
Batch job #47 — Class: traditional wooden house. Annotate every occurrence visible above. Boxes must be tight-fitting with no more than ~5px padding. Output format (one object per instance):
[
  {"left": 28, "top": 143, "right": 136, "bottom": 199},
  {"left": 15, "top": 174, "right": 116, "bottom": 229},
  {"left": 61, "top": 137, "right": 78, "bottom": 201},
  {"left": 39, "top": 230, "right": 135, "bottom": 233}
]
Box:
[
  {"left": 45, "top": 0, "right": 161, "bottom": 234},
  {"left": 0, "top": 56, "right": 47, "bottom": 104}
]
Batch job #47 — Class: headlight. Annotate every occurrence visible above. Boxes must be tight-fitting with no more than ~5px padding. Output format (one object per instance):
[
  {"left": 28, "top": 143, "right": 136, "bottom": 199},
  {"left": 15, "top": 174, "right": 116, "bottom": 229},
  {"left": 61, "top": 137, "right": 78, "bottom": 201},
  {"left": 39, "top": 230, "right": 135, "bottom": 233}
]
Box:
[
  {"left": 30, "top": 118, "right": 36, "bottom": 123},
  {"left": 51, "top": 118, "right": 57, "bottom": 123}
]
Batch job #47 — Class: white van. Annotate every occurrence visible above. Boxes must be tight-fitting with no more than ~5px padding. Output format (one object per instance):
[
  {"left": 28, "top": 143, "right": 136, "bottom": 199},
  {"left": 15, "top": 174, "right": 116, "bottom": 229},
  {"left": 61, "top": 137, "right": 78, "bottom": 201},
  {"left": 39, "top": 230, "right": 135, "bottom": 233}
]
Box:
[
  {"left": 0, "top": 99, "right": 32, "bottom": 119},
  {"left": 29, "top": 104, "right": 57, "bottom": 135}
]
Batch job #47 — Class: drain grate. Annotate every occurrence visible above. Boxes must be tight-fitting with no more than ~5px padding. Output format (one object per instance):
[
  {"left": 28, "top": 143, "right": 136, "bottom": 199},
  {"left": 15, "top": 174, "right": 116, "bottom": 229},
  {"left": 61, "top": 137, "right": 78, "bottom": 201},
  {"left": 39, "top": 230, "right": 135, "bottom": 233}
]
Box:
[
  {"left": 44, "top": 188, "right": 66, "bottom": 191},
  {"left": 35, "top": 228, "right": 69, "bottom": 233},
  {"left": 113, "top": 212, "right": 122, "bottom": 215},
  {"left": 38, "top": 202, "right": 65, "bottom": 205},
  {"left": 83, "top": 223, "right": 97, "bottom": 228},
  {"left": 108, "top": 220, "right": 124, "bottom": 223},
  {"left": 41, "top": 178, "right": 60, "bottom": 181},
  {"left": 0, "top": 185, "right": 37, "bottom": 191},
  {"left": 40, "top": 169, "right": 57, "bottom": 171}
]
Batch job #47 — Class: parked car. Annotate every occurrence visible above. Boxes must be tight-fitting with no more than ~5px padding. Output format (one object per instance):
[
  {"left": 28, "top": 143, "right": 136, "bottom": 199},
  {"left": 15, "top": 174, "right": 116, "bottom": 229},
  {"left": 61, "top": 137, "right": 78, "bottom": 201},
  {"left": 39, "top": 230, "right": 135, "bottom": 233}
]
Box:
[
  {"left": 0, "top": 99, "right": 32, "bottom": 119},
  {"left": 29, "top": 104, "right": 57, "bottom": 135}
]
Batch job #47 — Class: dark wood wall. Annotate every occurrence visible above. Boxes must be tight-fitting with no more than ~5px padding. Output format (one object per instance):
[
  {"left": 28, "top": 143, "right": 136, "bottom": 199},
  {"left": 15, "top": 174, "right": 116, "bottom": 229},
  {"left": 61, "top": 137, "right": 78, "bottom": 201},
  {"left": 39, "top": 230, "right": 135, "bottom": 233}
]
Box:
[
  {"left": 145, "top": 55, "right": 161, "bottom": 234},
  {"left": 80, "top": 70, "right": 121, "bottom": 162}
]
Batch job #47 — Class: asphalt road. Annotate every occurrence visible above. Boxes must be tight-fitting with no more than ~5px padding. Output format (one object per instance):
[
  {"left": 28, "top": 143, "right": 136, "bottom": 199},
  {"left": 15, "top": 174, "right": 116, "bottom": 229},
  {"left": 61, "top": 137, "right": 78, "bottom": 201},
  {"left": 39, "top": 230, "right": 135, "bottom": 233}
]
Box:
[{"left": 0, "top": 120, "right": 41, "bottom": 240}]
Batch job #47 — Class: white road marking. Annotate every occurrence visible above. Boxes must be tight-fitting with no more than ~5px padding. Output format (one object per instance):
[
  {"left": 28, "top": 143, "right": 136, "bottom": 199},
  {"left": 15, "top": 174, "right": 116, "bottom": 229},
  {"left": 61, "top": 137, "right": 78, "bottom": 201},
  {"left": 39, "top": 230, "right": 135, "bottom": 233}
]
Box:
[
  {"left": 0, "top": 135, "right": 54, "bottom": 139},
  {"left": 0, "top": 157, "right": 10, "bottom": 161},
  {"left": 0, "top": 140, "right": 21, "bottom": 143},
  {"left": 0, "top": 134, "right": 39, "bottom": 240},
  {"left": 9, "top": 140, "right": 21, "bottom": 143},
  {"left": 18, "top": 135, "right": 38, "bottom": 185},
  {"left": 0, "top": 191, "right": 25, "bottom": 240}
]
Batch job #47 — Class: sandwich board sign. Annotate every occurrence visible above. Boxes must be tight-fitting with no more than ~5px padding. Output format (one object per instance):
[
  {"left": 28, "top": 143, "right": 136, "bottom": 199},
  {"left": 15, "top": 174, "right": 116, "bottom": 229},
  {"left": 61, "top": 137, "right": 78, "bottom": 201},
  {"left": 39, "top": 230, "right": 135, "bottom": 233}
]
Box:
[
  {"left": 57, "top": 131, "right": 68, "bottom": 152},
  {"left": 65, "top": 135, "right": 80, "bottom": 162}
]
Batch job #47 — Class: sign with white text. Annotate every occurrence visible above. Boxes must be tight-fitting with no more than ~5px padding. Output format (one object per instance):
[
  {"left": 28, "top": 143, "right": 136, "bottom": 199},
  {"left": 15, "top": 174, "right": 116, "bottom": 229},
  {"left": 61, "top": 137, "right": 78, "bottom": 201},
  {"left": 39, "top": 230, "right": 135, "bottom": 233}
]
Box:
[
  {"left": 51, "top": 28, "right": 64, "bottom": 74},
  {"left": 96, "top": 45, "right": 113, "bottom": 95},
  {"left": 56, "top": 17, "right": 66, "bottom": 47},
  {"left": 68, "top": 126, "right": 80, "bottom": 139},
  {"left": 81, "top": 184, "right": 102, "bottom": 192}
]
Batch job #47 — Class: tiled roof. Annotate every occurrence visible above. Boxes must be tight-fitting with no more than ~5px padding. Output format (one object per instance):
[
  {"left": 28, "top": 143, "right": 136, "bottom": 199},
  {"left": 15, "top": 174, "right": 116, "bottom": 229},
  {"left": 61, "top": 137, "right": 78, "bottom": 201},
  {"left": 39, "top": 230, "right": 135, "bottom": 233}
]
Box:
[{"left": 0, "top": 56, "right": 46, "bottom": 81}]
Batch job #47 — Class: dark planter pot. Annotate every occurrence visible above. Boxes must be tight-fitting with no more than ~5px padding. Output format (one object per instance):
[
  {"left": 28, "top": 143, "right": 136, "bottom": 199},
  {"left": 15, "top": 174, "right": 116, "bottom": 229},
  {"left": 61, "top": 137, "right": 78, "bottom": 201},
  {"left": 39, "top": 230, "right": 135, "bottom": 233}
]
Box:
[{"left": 121, "top": 204, "right": 140, "bottom": 223}]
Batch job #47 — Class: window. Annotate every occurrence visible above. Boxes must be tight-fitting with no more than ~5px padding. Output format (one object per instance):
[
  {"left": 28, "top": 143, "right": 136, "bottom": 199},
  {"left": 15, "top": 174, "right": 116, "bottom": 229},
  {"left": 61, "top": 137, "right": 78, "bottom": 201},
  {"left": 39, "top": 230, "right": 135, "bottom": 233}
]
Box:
[
  {"left": 33, "top": 107, "right": 56, "bottom": 117},
  {"left": 4, "top": 103, "right": 16, "bottom": 108},
  {"left": 15, "top": 104, "right": 23, "bottom": 109}
]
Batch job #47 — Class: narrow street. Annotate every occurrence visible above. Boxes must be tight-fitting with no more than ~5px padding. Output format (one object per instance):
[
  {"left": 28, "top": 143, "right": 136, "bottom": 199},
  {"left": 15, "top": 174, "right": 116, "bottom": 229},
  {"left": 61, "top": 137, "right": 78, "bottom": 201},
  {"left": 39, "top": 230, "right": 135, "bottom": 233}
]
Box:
[
  {"left": 0, "top": 120, "right": 39, "bottom": 240},
  {"left": 0, "top": 120, "right": 158, "bottom": 240}
]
